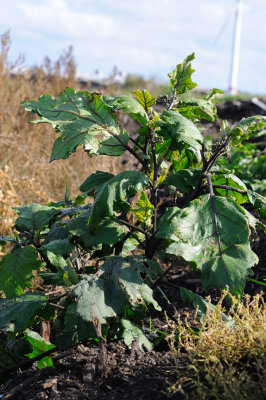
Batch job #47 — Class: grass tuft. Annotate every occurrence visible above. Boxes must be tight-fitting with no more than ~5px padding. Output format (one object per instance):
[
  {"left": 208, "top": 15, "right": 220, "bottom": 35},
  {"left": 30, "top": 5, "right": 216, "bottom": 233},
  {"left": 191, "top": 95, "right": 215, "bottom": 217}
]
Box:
[{"left": 168, "top": 292, "right": 266, "bottom": 400}]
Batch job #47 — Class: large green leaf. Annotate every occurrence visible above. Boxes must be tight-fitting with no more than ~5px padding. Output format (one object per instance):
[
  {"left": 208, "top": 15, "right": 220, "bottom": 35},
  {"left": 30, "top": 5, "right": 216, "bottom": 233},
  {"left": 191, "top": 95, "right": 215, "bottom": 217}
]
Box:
[
  {"left": 180, "top": 287, "right": 234, "bottom": 328},
  {"left": 0, "top": 292, "right": 47, "bottom": 332},
  {"left": 178, "top": 89, "right": 223, "bottom": 122},
  {"left": 79, "top": 170, "right": 114, "bottom": 193},
  {"left": 158, "top": 110, "right": 203, "bottom": 153},
  {"left": 22, "top": 89, "right": 129, "bottom": 160},
  {"left": 66, "top": 256, "right": 160, "bottom": 331},
  {"left": 14, "top": 203, "right": 61, "bottom": 232},
  {"left": 25, "top": 330, "right": 55, "bottom": 369},
  {"left": 102, "top": 95, "right": 149, "bottom": 126},
  {"left": 168, "top": 53, "right": 197, "bottom": 94},
  {"left": 63, "top": 213, "right": 128, "bottom": 248},
  {"left": 89, "top": 171, "right": 149, "bottom": 229},
  {"left": 0, "top": 247, "right": 43, "bottom": 297},
  {"left": 212, "top": 172, "right": 248, "bottom": 204},
  {"left": 156, "top": 195, "right": 258, "bottom": 295},
  {"left": 230, "top": 116, "right": 266, "bottom": 145},
  {"left": 163, "top": 168, "right": 201, "bottom": 194},
  {"left": 116, "top": 318, "right": 153, "bottom": 351},
  {"left": 132, "top": 89, "right": 157, "bottom": 112},
  {"left": 246, "top": 190, "right": 266, "bottom": 218}
]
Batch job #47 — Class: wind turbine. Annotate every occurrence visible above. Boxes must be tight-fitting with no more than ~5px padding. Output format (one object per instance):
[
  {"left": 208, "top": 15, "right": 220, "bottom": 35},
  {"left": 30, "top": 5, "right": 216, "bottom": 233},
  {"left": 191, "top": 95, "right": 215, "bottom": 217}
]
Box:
[{"left": 228, "top": 0, "right": 243, "bottom": 95}]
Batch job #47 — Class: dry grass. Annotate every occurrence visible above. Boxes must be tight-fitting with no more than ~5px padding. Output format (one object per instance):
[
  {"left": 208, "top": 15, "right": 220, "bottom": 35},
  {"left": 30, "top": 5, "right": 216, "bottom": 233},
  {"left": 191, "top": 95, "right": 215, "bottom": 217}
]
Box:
[
  {"left": 168, "top": 292, "right": 266, "bottom": 400},
  {"left": 0, "top": 31, "right": 127, "bottom": 235}
]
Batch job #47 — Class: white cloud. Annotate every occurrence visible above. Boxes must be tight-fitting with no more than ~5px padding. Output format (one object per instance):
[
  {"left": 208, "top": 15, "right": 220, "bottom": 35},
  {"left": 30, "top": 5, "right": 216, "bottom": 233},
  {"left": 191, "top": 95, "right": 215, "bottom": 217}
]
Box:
[{"left": 1, "top": 0, "right": 266, "bottom": 93}]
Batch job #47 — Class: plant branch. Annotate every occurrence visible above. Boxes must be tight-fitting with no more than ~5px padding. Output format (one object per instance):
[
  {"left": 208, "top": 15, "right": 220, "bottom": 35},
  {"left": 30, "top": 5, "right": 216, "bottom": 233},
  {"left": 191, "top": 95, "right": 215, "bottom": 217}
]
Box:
[
  {"left": 151, "top": 263, "right": 174, "bottom": 289},
  {"left": 117, "top": 219, "right": 147, "bottom": 236},
  {"left": 207, "top": 174, "right": 223, "bottom": 254},
  {"left": 212, "top": 185, "right": 247, "bottom": 194}
]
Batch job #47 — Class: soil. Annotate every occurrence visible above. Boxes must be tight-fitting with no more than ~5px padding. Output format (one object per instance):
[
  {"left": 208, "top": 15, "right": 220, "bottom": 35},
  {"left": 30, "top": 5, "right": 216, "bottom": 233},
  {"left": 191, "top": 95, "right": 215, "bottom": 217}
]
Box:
[{"left": 0, "top": 100, "right": 265, "bottom": 400}]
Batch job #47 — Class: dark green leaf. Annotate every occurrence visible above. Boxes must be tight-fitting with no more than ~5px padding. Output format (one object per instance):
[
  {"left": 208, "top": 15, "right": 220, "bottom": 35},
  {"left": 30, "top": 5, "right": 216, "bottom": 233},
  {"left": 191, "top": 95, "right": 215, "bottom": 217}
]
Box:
[
  {"left": 163, "top": 168, "right": 201, "bottom": 194},
  {"left": 14, "top": 203, "right": 61, "bottom": 232},
  {"left": 180, "top": 287, "right": 234, "bottom": 328},
  {"left": 0, "top": 292, "right": 47, "bottom": 332},
  {"left": 116, "top": 318, "right": 153, "bottom": 350},
  {"left": 102, "top": 95, "right": 149, "bottom": 126},
  {"left": 156, "top": 195, "right": 258, "bottom": 295},
  {"left": 25, "top": 330, "right": 55, "bottom": 369},
  {"left": 178, "top": 89, "right": 223, "bottom": 122},
  {"left": 212, "top": 173, "right": 248, "bottom": 204},
  {"left": 159, "top": 110, "right": 202, "bottom": 154},
  {"left": 0, "top": 247, "right": 43, "bottom": 297},
  {"left": 89, "top": 171, "right": 149, "bottom": 229}
]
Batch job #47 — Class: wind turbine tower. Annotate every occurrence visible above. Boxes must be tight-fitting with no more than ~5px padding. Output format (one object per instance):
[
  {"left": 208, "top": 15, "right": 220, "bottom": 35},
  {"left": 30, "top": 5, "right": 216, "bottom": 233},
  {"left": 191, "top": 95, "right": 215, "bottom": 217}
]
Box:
[{"left": 229, "top": 0, "right": 243, "bottom": 95}]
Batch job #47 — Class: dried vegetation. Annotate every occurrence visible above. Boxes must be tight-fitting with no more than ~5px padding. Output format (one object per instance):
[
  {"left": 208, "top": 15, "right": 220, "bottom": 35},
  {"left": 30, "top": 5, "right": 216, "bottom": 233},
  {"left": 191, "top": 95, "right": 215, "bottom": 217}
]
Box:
[
  {"left": 0, "top": 31, "right": 125, "bottom": 236},
  {"left": 168, "top": 292, "right": 266, "bottom": 400}
]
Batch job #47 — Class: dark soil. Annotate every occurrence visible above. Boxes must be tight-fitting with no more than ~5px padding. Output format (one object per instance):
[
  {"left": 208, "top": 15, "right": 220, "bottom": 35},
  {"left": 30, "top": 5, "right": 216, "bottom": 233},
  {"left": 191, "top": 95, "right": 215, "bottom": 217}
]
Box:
[{"left": 0, "top": 100, "right": 265, "bottom": 400}]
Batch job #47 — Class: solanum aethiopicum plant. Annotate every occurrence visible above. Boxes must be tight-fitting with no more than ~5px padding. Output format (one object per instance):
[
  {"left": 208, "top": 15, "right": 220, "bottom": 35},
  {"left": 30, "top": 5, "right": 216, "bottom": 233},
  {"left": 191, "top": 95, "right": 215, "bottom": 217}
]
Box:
[{"left": 0, "top": 53, "right": 266, "bottom": 374}]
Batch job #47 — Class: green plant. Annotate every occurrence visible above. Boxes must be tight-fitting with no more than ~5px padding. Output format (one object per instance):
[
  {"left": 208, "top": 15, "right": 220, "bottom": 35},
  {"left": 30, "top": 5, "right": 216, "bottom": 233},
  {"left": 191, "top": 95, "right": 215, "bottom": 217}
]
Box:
[{"left": 0, "top": 53, "right": 265, "bottom": 379}]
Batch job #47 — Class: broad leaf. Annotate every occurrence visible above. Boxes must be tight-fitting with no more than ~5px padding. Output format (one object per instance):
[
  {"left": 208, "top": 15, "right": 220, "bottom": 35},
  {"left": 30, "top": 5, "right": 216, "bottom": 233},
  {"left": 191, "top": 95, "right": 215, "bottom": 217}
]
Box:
[
  {"left": 22, "top": 89, "right": 129, "bottom": 160},
  {"left": 163, "top": 168, "right": 201, "bottom": 194},
  {"left": 0, "top": 246, "right": 43, "bottom": 297},
  {"left": 180, "top": 287, "right": 234, "bottom": 328},
  {"left": 230, "top": 116, "right": 266, "bottom": 145},
  {"left": 14, "top": 203, "right": 61, "bottom": 232},
  {"left": 67, "top": 256, "right": 161, "bottom": 329},
  {"left": 89, "top": 171, "right": 149, "bottom": 229},
  {"left": 246, "top": 190, "right": 266, "bottom": 218},
  {"left": 40, "top": 238, "right": 73, "bottom": 258},
  {"left": 63, "top": 214, "right": 128, "bottom": 248},
  {"left": 117, "top": 318, "right": 153, "bottom": 351},
  {"left": 25, "top": 330, "right": 55, "bottom": 369},
  {"left": 102, "top": 95, "right": 149, "bottom": 126},
  {"left": 212, "top": 172, "right": 248, "bottom": 204},
  {"left": 0, "top": 292, "right": 47, "bottom": 332},
  {"left": 80, "top": 171, "right": 114, "bottom": 193},
  {"left": 156, "top": 195, "right": 258, "bottom": 295},
  {"left": 132, "top": 89, "right": 156, "bottom": 112},
  {"left": 178, "top": 89, "right": 223, "bottom": 122},
  {"left": 159, "top": 110, "right": 202, "bottom": 153},
  {"left": 168, "top": 53, "right": 197, "bottom": 94}
]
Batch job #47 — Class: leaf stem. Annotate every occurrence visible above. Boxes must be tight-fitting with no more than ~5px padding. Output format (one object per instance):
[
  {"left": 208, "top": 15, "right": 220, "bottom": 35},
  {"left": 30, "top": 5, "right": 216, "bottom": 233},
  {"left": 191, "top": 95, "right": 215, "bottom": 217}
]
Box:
[{"left": 207, "top": 174, "right": 223, "bottom": 255}]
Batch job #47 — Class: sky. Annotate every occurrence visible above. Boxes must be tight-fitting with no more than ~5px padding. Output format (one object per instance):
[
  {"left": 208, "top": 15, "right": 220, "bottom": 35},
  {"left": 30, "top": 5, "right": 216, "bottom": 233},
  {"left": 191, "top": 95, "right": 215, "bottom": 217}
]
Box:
[{"left": 1, "top": 0, "right": 266, "bottom": 94}]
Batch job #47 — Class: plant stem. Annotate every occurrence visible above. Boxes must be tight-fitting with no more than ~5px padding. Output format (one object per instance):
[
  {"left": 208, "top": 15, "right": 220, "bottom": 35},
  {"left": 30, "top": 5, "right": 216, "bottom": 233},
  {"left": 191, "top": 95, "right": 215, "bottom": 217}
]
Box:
[
  {"left": 207, "top": 174, "right": 223, "bottom": 255},
  {"left": 212, "top": 185, "right": 247, "bottom": 194}
]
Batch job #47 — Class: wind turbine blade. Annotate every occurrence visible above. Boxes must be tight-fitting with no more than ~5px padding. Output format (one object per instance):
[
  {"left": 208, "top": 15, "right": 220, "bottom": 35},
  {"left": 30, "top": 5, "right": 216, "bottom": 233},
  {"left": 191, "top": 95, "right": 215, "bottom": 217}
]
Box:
[{"left": 213, "top": 4, "right": 236, "bottom": 45}]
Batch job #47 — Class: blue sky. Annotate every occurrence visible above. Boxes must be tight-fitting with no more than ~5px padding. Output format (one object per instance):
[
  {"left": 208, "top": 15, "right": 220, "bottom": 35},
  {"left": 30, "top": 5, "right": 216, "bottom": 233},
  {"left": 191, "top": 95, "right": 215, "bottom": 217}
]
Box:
[{"left": 1, "top": 0, "right": 266, "bottom": 93}]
